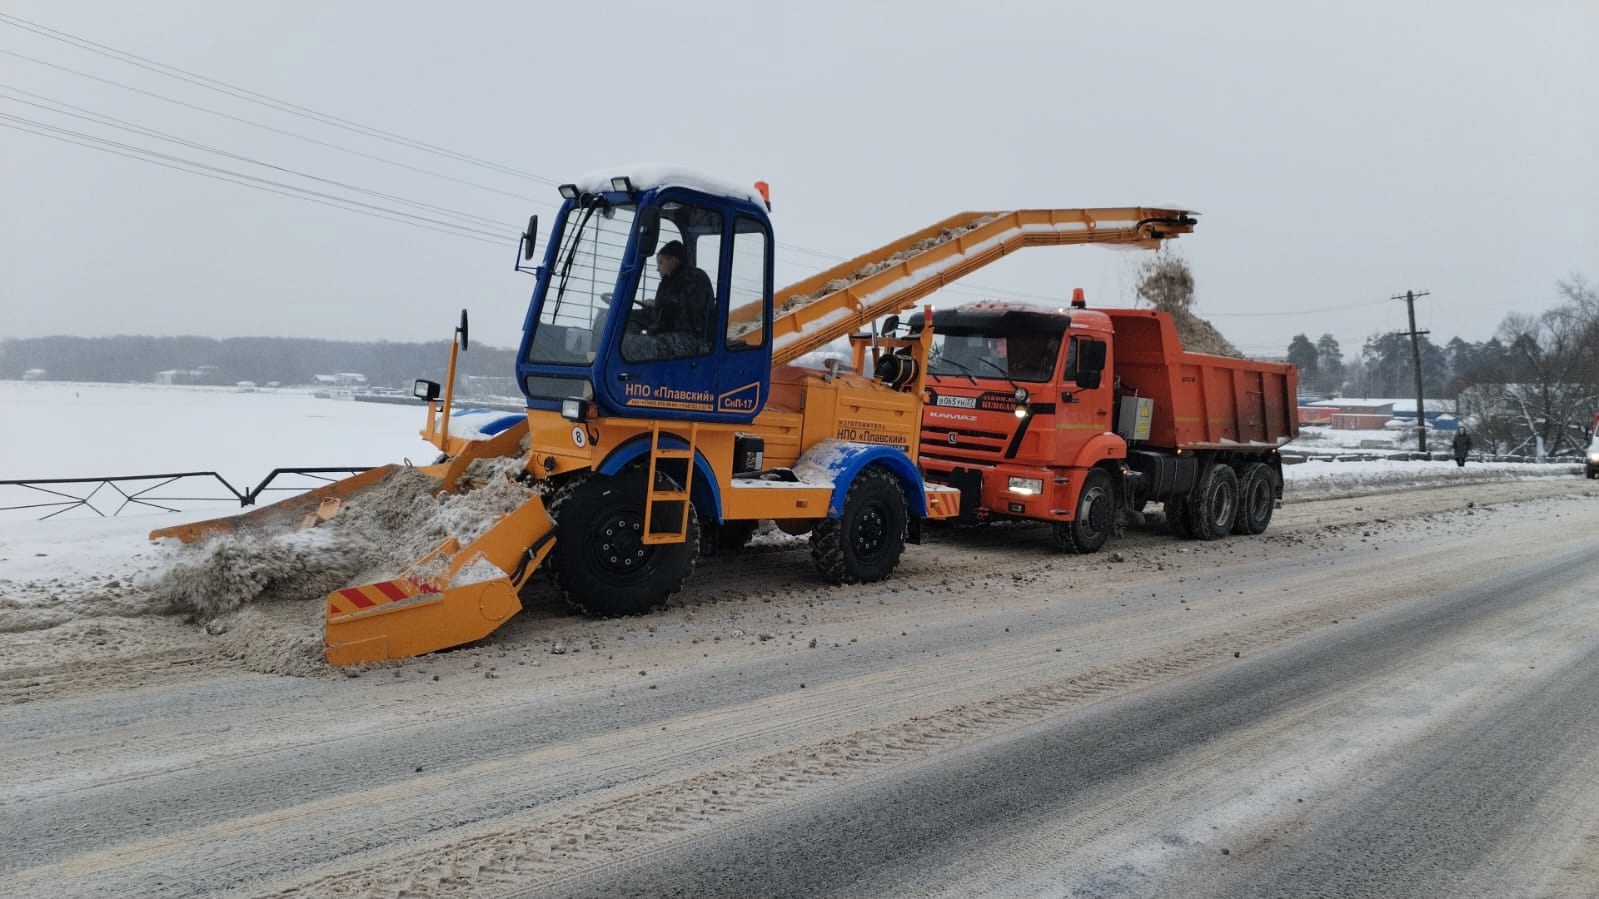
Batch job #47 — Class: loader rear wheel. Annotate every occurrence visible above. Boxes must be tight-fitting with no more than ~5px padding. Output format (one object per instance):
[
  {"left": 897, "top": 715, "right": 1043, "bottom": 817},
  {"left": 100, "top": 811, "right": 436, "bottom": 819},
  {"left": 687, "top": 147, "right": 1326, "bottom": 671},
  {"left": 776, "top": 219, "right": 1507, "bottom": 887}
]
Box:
[
  {"left": 552, "top": 470, "right": 698, "bottom": 616},
  {"left": 810, "top": 465, "right": 908, "bottom": 585},
  {"left": 1185, "top": 464, "right": 1238, "bottom": 541},
  {"left": 1232, "top": 462, "right": 1276, "bottom": 535},
  {"left": 1052, "top": 468, "right": 1115, "bottom": 554}
]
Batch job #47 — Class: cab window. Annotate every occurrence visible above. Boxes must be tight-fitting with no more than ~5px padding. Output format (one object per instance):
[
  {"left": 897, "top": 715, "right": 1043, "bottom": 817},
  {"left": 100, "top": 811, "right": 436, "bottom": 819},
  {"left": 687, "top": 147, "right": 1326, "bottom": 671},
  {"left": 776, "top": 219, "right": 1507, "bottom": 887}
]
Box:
[
  {"left": 621, "top": 202, "right": 723, "bottom": 363},
  {"left": 725, "top": 216, "right": 769, "bottom": 351}
]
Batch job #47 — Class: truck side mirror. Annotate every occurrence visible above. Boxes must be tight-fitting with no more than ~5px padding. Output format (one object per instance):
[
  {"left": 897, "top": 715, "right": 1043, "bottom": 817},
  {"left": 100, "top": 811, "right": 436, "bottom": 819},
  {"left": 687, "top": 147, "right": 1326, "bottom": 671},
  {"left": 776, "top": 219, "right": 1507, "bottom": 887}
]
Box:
[
  {"left": 457, "top": 308, "right": 469, "bottom": 351},
  {"left": 637, "top": 208, "right": 661, "bottom": 258},
  {"left": 881, "top": 314, "right": 900, "bottom": 335}
]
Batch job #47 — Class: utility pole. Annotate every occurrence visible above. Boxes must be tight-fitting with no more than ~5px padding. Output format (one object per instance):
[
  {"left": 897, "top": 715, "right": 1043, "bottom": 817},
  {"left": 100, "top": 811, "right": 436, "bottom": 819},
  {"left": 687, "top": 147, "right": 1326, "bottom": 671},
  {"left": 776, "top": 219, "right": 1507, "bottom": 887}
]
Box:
[{"left": 1392, "top": 290, "right": 1431, "bottom": 453}]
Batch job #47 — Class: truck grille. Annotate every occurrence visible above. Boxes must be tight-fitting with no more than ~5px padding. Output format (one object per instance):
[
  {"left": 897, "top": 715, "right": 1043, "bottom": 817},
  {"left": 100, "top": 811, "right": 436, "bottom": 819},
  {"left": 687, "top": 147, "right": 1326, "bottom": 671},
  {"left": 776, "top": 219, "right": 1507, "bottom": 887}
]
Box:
[{"left": 920, "top": 425, "right": 1011, "bottom": 462}]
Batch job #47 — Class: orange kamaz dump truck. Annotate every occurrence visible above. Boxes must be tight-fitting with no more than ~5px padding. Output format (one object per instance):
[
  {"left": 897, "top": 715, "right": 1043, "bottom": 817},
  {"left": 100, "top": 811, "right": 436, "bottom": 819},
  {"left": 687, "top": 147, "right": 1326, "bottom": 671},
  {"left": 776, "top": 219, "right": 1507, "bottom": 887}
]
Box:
[{"left": 911, "top": 293, "right": 1298, "bottom": 550}]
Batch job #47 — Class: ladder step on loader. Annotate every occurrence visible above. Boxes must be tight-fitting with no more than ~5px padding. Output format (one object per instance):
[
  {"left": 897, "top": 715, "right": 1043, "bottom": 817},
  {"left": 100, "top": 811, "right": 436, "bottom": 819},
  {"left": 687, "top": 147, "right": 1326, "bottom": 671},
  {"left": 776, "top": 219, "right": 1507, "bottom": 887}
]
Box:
[{"left": 643, "top": 422, "right": 696, "bottom": 545}]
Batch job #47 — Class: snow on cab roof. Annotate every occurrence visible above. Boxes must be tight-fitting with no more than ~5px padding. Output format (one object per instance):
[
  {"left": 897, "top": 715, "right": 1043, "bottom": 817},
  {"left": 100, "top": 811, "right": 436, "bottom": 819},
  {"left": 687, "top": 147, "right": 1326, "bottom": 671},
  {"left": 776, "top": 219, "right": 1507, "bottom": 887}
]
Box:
[{"left": 573, "top": 163, "right": 768, "bottom": 209}]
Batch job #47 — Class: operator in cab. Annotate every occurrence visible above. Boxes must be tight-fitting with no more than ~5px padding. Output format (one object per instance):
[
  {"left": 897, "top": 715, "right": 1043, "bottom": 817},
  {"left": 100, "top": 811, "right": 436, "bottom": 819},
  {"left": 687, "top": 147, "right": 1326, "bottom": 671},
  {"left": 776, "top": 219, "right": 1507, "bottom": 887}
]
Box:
[{"left": 633, "top": 239, "right": 714, "bottom": 359}]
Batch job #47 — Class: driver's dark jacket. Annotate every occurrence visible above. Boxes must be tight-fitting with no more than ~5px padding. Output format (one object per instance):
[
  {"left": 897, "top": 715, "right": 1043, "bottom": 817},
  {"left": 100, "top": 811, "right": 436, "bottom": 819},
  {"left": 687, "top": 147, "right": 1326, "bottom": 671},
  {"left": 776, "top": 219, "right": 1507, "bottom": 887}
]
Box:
[{"left": 653, "top": 266, "right": 715, "bottom": 339}]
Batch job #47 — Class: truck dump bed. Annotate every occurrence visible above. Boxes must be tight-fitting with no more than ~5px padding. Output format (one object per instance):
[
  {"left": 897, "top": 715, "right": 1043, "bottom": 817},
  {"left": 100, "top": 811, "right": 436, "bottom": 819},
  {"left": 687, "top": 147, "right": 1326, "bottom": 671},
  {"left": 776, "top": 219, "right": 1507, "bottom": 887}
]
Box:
[{"left": 1104, "top": 309, "right": 1298, "bottom": 450}]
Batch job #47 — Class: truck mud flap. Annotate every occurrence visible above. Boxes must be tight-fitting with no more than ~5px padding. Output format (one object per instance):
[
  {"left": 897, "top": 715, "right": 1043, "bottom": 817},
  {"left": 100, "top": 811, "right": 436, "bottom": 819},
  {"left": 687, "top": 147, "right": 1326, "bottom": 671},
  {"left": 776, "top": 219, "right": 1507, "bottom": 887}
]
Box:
[{"left": 324, "top": 496, "right": 556, "bottom": 666}]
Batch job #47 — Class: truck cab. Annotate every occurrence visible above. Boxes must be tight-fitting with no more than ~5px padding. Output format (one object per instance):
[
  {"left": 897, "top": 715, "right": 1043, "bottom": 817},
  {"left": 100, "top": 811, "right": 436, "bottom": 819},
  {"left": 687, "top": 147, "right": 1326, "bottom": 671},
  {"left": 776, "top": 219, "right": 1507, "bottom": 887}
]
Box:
[{"left": 912, "top": 301, "right": 1116, "bottom": 528}]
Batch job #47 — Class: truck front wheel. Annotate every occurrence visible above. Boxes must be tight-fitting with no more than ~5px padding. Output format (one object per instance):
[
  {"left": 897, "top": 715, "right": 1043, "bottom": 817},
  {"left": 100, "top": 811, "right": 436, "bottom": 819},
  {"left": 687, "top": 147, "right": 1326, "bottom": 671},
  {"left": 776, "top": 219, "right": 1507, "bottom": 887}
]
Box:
[
  {"left": 551, "top": 470, "right": 699, "bottom": 616},
  {"left": 1185, "top": 464, "right": 1238, "bottom": 541},
  {"left": 1053, "top": 468, "right": 1115, "bottom": 554},
  {"left": 1232, "top": 462, "right": 1275, "bottom": 535},
  {"left": 810, "top": 465, "right": 908, "bottom": 584}
]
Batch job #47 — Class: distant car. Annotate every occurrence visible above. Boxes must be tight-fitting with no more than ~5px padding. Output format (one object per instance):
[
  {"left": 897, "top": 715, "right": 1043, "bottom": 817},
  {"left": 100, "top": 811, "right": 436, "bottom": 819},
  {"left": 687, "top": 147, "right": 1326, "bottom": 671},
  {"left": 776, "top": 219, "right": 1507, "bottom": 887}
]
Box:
[{"left": 1587, "top": 433, "right": 1599, "bottom": 479}]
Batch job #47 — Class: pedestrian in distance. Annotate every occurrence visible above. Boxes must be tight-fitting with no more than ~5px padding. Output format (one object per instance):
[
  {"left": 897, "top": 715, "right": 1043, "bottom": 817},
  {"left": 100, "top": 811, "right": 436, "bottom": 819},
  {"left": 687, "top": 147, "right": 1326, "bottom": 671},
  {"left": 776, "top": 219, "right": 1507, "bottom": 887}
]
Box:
[{"left": 1452, "top": 426, "right": 1473, "bottom": 467}]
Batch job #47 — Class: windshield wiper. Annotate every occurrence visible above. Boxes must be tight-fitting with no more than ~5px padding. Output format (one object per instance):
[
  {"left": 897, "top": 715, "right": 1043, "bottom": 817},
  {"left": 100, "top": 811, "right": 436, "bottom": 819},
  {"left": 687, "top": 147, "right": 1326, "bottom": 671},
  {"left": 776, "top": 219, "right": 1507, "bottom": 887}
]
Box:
[
  {"left": 551, "top": 200, "right": 603, "bottom": 317},
  {"left": 932, "top": 357, "right": 979, "bottom": 385},
  {"left": 976, "top": 356, "right": 1025, "bottom": 393}
]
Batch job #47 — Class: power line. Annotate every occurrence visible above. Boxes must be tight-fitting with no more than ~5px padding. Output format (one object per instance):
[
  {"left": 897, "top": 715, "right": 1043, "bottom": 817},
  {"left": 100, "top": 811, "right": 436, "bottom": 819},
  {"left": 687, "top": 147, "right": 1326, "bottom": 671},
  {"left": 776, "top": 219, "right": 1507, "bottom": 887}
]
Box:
[
  {"left": 0, "top": 16, "right": 1192, "bottom": 302},
  {"left": 1, "top": 21, "right": 1122, "bottom": 297},
  {"left": 0, "top": 50, "right": 556, "bottom": 210},
  {"left": 0, "top": 12, "right": 563, "bottom": 186},
  {"left": 0, "top": 86, "right": 515, "bottom": 232},
  {"left": 1204, "top": 298, "right": 1392, "bottom": 317},
  {"left": 0, "top": 118, "right": 509, "bottom": 246}
]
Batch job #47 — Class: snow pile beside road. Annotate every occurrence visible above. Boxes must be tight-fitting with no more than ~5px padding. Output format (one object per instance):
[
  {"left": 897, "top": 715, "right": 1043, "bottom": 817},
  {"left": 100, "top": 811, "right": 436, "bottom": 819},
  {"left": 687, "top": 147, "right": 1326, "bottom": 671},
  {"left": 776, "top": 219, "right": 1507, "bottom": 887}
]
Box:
[{"left": 1283, "top": 458, "right": 1579, "bottom": 501}]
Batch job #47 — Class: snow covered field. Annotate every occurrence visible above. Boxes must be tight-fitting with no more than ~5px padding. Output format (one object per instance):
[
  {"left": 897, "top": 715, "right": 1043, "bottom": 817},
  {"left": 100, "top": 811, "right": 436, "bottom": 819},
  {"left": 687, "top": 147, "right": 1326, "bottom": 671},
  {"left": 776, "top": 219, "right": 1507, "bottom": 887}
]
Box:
[{"left": 0, "top": 380, "right": 1582, "bottom": 597}]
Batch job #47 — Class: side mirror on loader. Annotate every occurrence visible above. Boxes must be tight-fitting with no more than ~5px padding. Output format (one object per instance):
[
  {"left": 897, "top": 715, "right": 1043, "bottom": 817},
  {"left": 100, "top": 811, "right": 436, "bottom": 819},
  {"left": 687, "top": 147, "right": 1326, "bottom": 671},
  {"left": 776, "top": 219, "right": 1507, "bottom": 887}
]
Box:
[
  {"left": 457, "top": 309, "right": 469, "bottom": 351},
  {"left": 521, "top": 215, "right": 539, "bottom": 261}
]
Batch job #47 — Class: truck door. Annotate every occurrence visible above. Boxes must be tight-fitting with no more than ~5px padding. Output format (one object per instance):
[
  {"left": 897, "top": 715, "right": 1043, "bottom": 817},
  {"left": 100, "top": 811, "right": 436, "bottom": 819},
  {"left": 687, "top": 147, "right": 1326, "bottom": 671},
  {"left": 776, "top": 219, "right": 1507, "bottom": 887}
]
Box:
[{"left": 1060, "top": 336, "right": 1113, "bottom": 434}]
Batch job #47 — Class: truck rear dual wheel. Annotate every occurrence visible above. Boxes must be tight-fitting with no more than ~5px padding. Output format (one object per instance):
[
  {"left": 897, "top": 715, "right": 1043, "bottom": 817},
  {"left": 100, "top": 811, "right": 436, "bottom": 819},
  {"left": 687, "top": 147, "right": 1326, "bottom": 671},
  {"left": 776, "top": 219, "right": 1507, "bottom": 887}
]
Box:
[
  {"left": 1184, "top": 464, "right": 1238, "bottom": 541},
  {"left": 1052, "top": 468, "right": 1115, "bottom": 554},
  {"left": 810, "top": 465, "right": 908, "bottom": 585},
  {"left": 1232, "top": 462, "right": 1276, "bottom": 535},
  {"left": 551, "top": 469, "right": 699, "bottom": 616}
]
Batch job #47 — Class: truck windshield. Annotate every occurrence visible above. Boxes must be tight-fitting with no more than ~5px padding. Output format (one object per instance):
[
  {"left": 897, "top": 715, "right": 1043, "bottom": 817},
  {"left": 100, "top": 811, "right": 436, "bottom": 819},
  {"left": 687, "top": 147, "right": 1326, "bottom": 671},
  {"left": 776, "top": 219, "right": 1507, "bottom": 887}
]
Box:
[
  {"left": 929, "top": 331, "right": 1061, "bottom": 383},
  {"left": 526, "top": 202, "right": 637, "bottom": 365}
]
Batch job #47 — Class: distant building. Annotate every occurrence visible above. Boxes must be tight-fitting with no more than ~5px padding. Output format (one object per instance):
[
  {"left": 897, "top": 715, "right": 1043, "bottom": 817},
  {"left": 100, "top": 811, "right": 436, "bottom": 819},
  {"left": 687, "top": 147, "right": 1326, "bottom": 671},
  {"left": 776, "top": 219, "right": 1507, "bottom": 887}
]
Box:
[
  {"left": 314, "top": 372, "right": 368, "bottom": 386},
  {"left": 22, "top": 368, "right": 46, "bottom": 381}
]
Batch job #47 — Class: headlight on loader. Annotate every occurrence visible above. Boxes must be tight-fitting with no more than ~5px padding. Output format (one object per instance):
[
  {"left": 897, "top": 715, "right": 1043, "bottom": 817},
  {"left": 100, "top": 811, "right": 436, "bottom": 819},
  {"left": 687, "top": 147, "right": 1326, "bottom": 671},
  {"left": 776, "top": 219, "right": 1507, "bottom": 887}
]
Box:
[
  {"left": 561, "top": 398, "right": 591, "bottom": 421},
  {"left": 1008, "top": 476, "right": 1044, "bottom": 495}
]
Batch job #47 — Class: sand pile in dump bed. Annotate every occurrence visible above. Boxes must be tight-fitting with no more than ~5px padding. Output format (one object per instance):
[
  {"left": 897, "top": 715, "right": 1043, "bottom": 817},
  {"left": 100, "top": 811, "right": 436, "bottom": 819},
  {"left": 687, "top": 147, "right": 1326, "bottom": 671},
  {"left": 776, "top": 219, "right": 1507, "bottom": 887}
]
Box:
[
  {"left": 1135, "top": 251, "right": 1243, "bottom": 358},
  {"left": 133, "top": 456, "right": 541, "bottom": 675}
]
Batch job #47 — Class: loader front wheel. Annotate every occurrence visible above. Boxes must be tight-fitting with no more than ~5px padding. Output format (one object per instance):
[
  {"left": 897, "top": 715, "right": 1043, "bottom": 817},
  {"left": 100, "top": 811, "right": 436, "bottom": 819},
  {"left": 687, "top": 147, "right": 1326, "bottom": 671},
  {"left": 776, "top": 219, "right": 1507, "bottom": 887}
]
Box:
[
  {"left": 810, "top": 465, "right": 908, "bottom": 585},
  {"left": 552, "top": 470, "right": 698, "bottom": 616}
]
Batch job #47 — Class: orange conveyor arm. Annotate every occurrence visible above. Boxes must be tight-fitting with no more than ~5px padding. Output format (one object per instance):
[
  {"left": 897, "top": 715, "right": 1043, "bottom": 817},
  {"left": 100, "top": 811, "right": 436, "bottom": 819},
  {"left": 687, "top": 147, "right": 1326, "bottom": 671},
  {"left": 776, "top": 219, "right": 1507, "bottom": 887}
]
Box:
[{"left": 761, "top": 207, "right": 1197, "bottom": 366}]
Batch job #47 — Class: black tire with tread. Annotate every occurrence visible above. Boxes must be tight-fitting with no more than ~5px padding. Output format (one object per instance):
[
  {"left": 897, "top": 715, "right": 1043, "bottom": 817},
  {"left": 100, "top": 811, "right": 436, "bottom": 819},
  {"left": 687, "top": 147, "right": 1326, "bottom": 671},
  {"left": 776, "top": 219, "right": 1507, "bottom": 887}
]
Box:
[
  {"left": 1232, "top": 461, "right": 1276, "bottom": 535},
  {"left": 550, "top": 470, "right": 698, "bottom": 616},
  {"left": 1185, "top": 464, "right": 1239, "bottom": 541},
  {"left": 810, "top": 466, "right": 908, "bottom": 585},
  {"left": 1052, "top": 468, "right": 1115, "bottom": 554}
]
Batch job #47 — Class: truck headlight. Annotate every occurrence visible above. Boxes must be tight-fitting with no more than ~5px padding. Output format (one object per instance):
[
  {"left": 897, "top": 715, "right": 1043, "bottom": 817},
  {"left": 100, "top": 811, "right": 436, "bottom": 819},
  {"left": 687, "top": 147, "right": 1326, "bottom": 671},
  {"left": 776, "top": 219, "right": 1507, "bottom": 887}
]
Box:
[
  {"left": 1008, "top": 476, "right": 1044, "bottom": 495},
  {"left": 561, "top": 398, "right": 591, "bottom": 421},
  {"left": 1588, "top": 452, "right": 1599, "bottom": 464}
]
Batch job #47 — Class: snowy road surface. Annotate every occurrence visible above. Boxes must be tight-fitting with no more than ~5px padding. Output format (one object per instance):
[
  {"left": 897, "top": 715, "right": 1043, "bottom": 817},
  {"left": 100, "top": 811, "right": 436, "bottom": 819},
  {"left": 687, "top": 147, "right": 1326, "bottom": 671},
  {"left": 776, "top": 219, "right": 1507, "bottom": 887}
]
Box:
[{"left": 0, "top": 476, "right": 1595, "bottom": 898}]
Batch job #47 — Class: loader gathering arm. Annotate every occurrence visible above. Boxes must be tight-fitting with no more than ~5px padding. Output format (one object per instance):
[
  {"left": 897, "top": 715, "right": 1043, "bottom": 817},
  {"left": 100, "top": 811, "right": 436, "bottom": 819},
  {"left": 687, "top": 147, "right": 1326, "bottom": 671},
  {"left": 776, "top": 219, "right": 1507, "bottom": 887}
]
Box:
[{"left": 756, "top": 207, "right": 1196, "bottom": 366}]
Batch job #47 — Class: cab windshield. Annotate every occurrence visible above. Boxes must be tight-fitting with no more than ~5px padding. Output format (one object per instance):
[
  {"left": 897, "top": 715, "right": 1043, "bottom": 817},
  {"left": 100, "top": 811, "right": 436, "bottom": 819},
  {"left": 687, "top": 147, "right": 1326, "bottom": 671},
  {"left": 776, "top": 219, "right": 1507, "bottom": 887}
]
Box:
[
  {"left": 526, "top": 202, "right": 637, "bottom": 365},
  {"left": 928, "top": 330, "right": 1062, "bottom": 382}
]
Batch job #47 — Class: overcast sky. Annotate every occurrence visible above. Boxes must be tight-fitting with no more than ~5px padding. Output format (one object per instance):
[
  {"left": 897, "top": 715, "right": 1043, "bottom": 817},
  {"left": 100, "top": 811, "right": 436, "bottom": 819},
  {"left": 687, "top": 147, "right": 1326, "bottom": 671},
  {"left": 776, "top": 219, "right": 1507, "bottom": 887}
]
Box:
[{"left": 2, "top": 1, "right": 1594, "bottom": 358}]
